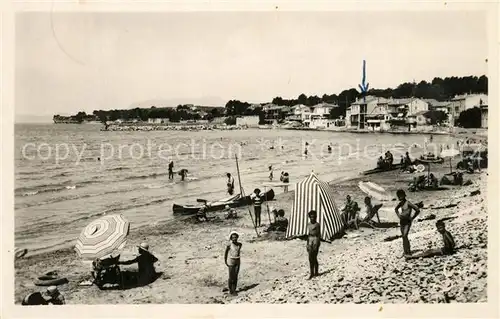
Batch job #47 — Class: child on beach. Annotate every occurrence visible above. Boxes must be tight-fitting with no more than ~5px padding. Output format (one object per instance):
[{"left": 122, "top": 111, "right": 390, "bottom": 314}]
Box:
[
  {"left": 306, "top": 210, "right": 321, "bottom": 279},
  {"left": 406, "top": 220, "right": 456, "bottom": 260},
  {"left": 394, "top": 189, "right": 421, "bottom": 256},
  {"left": 224, "top": 231, "right": 242, "bottom": 295}
]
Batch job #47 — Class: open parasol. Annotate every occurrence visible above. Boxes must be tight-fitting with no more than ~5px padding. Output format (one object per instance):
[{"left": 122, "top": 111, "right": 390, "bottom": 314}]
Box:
[
  {"left": 418, "top": 154, "right": 444, "bottom": 186},
  {"left": 440, "top": 148, "right": 460, "bottom": 174},
  {"left": 75, "top": 214, "right": 130, "bottom": 260}
]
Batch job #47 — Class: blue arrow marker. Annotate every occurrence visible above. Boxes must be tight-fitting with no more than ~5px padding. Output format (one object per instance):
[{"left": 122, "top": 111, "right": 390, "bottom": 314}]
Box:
[
  {"left": 357, "top": 60, "right": 369, "bottom": 129},
  {"left": 358, "top": 60, "right": 369, "bottom": 99}
]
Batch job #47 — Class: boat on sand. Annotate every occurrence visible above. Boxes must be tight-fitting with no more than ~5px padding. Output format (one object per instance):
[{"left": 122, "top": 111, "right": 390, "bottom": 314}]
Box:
[{"left": 172, "top": 189, "right": 275, "bottom": 215}]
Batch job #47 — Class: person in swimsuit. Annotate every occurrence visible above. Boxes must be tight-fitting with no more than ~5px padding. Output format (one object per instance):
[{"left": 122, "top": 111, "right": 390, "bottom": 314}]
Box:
[
  {"left": 224, "top": 231, "right": 242, "bottom": 296},
  {"left": 168, "top": 160, "right": 174, "bottom": 180},
  {"left": 178, "top": 169, "right": 188, "bottom": 181},
  {"left": 306, "top": 210, "right": 321, "bottom": 280},
  {"left": 394, "top": 189, "right": 421, "bottom": 256},
  {"left": 406, "top": 220, "right": 456, "bottom": 260},
  {"left": 363, "top": 196, "right": 382, "bottom": 224},
  {"left": 226, "top": 173, "right": 235, "bottom": 195},
  {"left": 268, "top": 165, "right": 273, "bottom": 181},
  {"left": 251, "top": 188, "right": 263, "bottom": 227}
]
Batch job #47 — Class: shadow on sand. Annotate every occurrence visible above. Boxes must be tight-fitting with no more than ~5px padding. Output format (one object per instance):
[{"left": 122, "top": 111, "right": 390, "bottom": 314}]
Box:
[{"left": 99, "top": 271, "right": 163, "bottom": 291}]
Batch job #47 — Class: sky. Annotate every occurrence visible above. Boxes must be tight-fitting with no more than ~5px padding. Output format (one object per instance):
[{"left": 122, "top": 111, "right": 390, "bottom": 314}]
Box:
[{"left": 15, "top": 11, "right": 488, "bottom": 119}]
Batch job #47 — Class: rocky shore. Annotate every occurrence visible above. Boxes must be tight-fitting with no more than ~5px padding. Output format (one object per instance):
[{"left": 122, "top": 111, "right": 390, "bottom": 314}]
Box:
[
  {"left": 102, "top": 123, "right": 244, "bottom": 132},
  {"left": 14, "top": 164, "right": 487, "bottom": 304}
]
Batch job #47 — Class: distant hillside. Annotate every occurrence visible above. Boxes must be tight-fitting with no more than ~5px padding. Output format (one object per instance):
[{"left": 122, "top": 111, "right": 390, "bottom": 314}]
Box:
[{"left": 128, "top": 97, "right": 226, "bottom": 109}]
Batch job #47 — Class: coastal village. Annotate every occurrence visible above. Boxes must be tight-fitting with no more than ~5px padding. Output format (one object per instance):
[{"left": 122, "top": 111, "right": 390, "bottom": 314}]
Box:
[{"left": 53, "top": 92, "right": 488, "bottom": 133}]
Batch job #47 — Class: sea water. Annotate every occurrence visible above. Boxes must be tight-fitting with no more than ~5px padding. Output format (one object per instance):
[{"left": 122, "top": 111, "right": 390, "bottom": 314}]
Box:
[{"left": 14, "top": 124, "right": 452, "bottom": 255}]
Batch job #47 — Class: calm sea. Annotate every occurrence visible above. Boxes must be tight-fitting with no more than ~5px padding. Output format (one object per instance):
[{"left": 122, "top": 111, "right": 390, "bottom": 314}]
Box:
[{"left": 14, "top": 124, "right": 452, "bottom": 255}]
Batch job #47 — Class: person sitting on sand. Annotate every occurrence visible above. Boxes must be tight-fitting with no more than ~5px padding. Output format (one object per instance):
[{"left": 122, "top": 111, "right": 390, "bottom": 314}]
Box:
[
  {"left": 327, "top": 144, "right": 332, "bottom": 153},
  {"left": 224, "top": 231, "right": 242, "bottom": 296},
  {"left": 196, "top": 206, "right": 209, "bottom": 222},
  {"left": 43, "top": 286, "right": 65, "bottom": 305},
  {"left": 428, "top": 173, "right": 439, "bottom": 189},
  {"left": 119, "top": 242, "right": 159, "bottom": 286},
  {"left": 306, "top": 210, "right": 321, "bottom": 279},
  {"left": 224, "top": 205, "right": 237, "bottom": 219},
  {"left": 394, "top": 189, "right": 421, "bottom": 256},
  {"left": 362, "top": 196, "right": 382, "bottom": 224},
  {"left": 342, "top": 195, "right": 360, "bottom": 228},
  {"left": 276, "top": 209, "right": 289, "bottom": 232},
  {"left": 406, "top": 220, "right": 456, "bottom": 260}
]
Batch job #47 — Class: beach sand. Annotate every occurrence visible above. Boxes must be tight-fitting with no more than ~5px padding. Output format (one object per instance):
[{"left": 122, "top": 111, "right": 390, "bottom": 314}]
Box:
[{"left": 15, "top": 165, "right": 487, "bottom": 304}]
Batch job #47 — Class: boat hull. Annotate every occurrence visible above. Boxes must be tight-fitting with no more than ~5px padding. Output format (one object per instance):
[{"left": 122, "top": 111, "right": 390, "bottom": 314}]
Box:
[{"left": 172, "top": 189, "right": 275, "bottom": 215}]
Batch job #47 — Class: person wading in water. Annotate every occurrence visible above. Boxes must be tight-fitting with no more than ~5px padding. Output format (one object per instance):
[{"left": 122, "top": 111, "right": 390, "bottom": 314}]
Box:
[
  {"left": 226, "top": 173, "right": 235, "bottom": 195},
  {"left": 168, "top": 160, "right": 174, "bottom": 180}
]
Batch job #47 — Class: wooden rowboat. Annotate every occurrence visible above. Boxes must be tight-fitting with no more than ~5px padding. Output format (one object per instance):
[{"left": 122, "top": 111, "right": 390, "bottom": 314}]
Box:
[{"left": 172, "top": 188, "right": 275, "bottom": 215}]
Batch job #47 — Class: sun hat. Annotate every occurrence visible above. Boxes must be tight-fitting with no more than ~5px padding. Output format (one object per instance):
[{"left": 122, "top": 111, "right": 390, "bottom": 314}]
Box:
[
  {"left": 416, "top": 164, "right": 426, "bottom": 173},
  {"left": 228, "top": 231, "right": 239, "bottom": 240},
  {"left": 137, "top": 242, "right": 149, "bottom": 252}
]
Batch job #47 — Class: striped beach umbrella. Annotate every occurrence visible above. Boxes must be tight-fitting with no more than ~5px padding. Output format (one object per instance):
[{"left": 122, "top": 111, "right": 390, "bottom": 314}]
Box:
[
  {"left": 286, "top": 173, "right": 343, "bottom": 242},
  {"left": 75, "top": 214, "right": 130, "bottom": 260}
]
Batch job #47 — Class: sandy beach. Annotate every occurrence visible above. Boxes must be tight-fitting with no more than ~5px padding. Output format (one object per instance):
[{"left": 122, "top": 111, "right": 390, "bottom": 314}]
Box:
[{"left": 14, "top": 159, "right": 487, "bottom": 304}]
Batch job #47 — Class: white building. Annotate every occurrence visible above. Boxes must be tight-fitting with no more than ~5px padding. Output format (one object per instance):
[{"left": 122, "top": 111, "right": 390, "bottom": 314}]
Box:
[
  {"left": 348, "top": 96, "right": 387, "bottom": 129},
  {"left": 148, "top": 118, "right": 170, "bottom": 124},
  {"left": 236, "top": 115, "right": 259, "bottom": 127},
  {"left": 449, "top": 93, "right": 488, "bottom": 125}
]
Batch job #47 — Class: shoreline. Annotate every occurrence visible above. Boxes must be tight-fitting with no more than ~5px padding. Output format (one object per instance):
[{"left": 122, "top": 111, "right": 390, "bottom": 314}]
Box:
[{"left": 14, "top": 160, "right": 487, "bottom": 304}]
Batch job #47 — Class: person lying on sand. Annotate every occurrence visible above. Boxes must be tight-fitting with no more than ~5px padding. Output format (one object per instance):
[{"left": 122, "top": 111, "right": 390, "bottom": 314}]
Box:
[
  {"left": 406, "top": 220, "right": 456, "bottom": 260},
  {"left": 395, "top": 189, "right": 421, "bottom": 257},
  {"left": 224, "top": 231, "right": 242, "bottom": 296},
  {"left": 119, "top": 242, "right": 159, "bottom": 286},
  {"left": 306, "top": 210, "right": 321, "bottom": 280}
]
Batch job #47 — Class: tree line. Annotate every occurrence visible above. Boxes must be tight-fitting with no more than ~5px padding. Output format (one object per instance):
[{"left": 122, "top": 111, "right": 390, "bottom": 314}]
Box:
[
  {"left": 57, "top": 74, "right": 487, "bottom": 126},
  {"left": 226, "top": 75, "right": 487, "bottom": 119}
]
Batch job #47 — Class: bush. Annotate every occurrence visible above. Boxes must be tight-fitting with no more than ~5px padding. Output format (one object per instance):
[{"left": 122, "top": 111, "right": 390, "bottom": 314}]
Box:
[{"left": 224, "top": 116, "right": 237, "bottom": 125}]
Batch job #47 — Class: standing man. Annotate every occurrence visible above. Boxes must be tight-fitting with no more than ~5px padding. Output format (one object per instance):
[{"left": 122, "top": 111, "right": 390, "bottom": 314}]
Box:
[
  {"left": 394, "top": 189, "right": 421, "bottom": 257},
  {"left": 306, "top": 210, "right": 320, "bottom": 279},
  {"left": 226, "top": 173, "right": 235, "bottom": 195},
  {"left": 168, "top": 160, "right": 174, "bottom": 180}
]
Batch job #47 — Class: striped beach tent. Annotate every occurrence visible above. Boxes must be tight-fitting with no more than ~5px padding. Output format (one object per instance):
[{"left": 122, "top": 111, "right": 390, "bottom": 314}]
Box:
[
  {"left": 75, "top": 214, "right": 130, "bottom": 260},
  {"left": 286, "top": 173, "right": 344, "bottom": 242}
]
